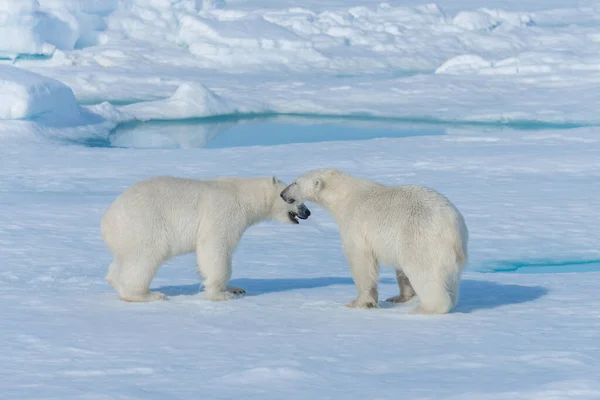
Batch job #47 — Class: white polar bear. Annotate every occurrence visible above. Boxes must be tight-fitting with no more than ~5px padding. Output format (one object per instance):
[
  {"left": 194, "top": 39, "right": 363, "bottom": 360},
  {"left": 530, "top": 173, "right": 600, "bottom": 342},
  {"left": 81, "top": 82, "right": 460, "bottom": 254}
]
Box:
[
  {"left": 281, "top": 169, "right": 468, "bottom": 314},
  {"left": 101, "top": 176, "right": 311, "bottom": 302}
]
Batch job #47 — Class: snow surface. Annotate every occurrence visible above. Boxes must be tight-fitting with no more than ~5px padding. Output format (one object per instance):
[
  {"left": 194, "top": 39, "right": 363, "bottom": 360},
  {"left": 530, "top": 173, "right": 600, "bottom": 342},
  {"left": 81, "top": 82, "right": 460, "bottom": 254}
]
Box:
[
  {"left": 2, "top": 128, "right": 600, "bottom": 398},
  {"left": 1, "top": 0, "right": 600, "bottom": 398},
  {"left": 120, "top": 82, "right": 249, "bottom": 121},
  {"left": 0, "top": 65, "right": 79, "bottom": 120}
]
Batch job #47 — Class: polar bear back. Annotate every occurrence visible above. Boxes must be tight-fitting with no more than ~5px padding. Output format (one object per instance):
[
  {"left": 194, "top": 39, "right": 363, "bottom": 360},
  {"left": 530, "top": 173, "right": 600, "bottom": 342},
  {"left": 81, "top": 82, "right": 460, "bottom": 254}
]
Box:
[
  {"left": 101, "top": 176, "right": 255, "bottom": 258},
  {"left": 344, "top": 184, "right": 468, "bottom": 268}
]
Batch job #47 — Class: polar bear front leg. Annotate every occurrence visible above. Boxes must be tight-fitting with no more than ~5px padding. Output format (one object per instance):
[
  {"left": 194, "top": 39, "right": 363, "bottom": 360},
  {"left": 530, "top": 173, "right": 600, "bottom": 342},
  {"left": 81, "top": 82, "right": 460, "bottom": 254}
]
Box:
[
  {"left": 343, "top": 244, "right": 380, "bottom": 309},
  {"left": 386, "top": 269, "right": 416, "bottom": 303},
  {"left": 196, "top": 248, "right": 234, "bottom": 301}
]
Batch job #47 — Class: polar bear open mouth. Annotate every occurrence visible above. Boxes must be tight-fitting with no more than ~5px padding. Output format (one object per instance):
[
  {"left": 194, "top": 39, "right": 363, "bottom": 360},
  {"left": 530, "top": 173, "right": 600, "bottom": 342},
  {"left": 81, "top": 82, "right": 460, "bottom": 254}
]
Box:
[{"left": 288, "top": 211, "right": 307, "bottom": 224}]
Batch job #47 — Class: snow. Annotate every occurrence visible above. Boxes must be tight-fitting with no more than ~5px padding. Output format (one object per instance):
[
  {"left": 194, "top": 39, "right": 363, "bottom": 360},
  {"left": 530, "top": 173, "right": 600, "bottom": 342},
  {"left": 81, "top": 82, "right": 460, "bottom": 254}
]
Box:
[
  {"left": 120, "top": 82, "right": 248, "bottom": 121},
  {"left": 0, "top": 0, "right": 80, "bottom": 58},
  {"left": 0, "top": 65, "right": 79, "bottom": 120},
  {"left": 2, "top": 128, "right": 600, "bottom": 398},
  {"left": 0, "top": 65, "right": 116, "bottom": 145},
  {"left": 2, "top": 0, "right": 600, "bottom": 128},
  {"left": 1, "top": 0, "right": 600, "bottom": 398}
]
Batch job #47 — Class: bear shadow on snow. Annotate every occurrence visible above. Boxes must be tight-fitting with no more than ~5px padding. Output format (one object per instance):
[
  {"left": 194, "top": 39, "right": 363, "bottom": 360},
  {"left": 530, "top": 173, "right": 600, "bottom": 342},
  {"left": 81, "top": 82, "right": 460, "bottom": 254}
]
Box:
[
  {"left": 452, "top": 280, "right": 548, "bottom": 313},
  {"left": 155, "top": 276, "right": 371, "bottom": 297},
  {"left": 154, "top": 277, "right": 548, "bottom": 313}
]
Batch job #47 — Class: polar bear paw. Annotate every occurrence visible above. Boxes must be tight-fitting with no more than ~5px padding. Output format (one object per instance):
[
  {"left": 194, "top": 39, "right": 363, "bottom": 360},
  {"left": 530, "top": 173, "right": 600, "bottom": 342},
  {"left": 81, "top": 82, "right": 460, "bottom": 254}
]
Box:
[
  {"left": 121, "top": 291, "right": 167, "bottom": 302},
  {"left": 346, "top": 297, "right": 379, "bottom": 309},
  {"left": 227, "top": 286, "right": 247, "bottom": 296},
  {"left": 386, "top": 293, "right": 416, "bottom": 303},
  {"left": 409, "top": 303, "right": 452, "bottom": 315},
  {"left": 206, "top": 289, "right": 236, "bottom": 301}
]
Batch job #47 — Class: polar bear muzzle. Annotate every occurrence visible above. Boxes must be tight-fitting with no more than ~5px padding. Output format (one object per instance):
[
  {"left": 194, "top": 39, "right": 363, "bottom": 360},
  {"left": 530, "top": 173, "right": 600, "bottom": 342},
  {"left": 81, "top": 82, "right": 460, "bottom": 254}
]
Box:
[
  {"left": 288, "top": 204, "right": 311, "bottom": 224},
  {"left": 280, "top": 186, "right": 295, "bottom": 204}
]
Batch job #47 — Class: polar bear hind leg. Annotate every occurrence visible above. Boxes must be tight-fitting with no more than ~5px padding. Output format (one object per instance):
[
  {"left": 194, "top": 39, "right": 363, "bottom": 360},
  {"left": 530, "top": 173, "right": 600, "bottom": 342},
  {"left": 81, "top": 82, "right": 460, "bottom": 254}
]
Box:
[
  {"left": 403, "top": 264, "right": 458, "bottom": 314},
  {"left": 386, "top": 269, "right": 416, "bottom": 303},
  {"left": 112, "top": 256, "right": 166, "bottom": 302},
  {"left": 105, "top": 260, "right": 120, "bottom": 288}
]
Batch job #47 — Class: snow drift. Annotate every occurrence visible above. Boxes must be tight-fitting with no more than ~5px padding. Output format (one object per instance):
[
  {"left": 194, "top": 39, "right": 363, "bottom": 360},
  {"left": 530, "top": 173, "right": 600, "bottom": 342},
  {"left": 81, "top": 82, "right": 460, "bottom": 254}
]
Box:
[{"left": 0, "top": 65, "right": 79, "bottom": 120}]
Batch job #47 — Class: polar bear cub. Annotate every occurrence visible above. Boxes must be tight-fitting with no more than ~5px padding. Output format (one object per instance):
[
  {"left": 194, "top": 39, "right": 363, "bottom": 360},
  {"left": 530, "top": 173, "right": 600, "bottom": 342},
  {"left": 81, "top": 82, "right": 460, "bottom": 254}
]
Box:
[
  {"left": 102, "top": 176, "right": 311, "bottom": 302},
  {"left": 281, "top": 169, "right": 468, "bottom": 314}
]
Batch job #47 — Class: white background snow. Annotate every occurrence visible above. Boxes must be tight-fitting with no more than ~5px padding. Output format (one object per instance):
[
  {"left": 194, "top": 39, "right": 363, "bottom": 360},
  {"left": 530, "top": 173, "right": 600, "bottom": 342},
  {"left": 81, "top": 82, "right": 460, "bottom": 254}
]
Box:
[{"left": 1, "top": 0, "right": 600, "bottom": 398}]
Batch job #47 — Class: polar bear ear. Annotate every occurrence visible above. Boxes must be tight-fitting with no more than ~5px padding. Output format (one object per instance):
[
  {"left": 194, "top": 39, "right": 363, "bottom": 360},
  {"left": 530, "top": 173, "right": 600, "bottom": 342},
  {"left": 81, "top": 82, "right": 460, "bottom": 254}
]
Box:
[{"left": 314, "top": 178, "right": 324, "bottom": 191}]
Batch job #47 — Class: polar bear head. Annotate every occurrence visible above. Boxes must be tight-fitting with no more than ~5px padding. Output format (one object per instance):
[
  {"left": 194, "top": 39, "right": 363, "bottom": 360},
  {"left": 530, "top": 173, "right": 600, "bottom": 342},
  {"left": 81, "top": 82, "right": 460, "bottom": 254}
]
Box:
[
  {"left": 271, "top": 177, "right": 312, "bottom": 224},
  {"left": 280, "top": 169, "right": 338, "bottom": 205}
]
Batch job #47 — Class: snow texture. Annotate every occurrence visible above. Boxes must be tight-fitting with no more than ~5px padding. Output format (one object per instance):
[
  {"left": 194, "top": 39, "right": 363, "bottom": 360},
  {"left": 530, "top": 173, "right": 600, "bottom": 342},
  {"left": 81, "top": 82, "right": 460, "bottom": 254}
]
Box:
[
  {"left": 1, "top": 0, "right": 600, "bottom": 398},
  {"left": 121, "top": 82, "right": 247, "bottom": 121},
  {"left": 2, "top": 129, "right": 600, "bottom": 398}
]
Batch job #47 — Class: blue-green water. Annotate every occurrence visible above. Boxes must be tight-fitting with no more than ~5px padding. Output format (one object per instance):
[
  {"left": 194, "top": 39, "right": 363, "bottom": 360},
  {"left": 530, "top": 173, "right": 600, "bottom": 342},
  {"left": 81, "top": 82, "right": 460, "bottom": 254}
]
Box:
[
  {"left": 480, "top": 259, "right": 600, "bottom": 274},
  {"left": 83, "top": 117, "right": 445, "bottom": 149},
  {"left": 79, "top": 114, "right": 587, "bottom": 150}
]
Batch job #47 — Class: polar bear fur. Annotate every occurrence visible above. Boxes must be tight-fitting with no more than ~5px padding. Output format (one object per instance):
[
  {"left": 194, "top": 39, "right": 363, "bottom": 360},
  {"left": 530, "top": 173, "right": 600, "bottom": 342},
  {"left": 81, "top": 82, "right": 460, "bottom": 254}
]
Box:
[
  {"left": 281, "top": 169, "right": 468, "bottom": 314},
  {"left": 101, "top": 176, "right": 310, "bottom": 302}
]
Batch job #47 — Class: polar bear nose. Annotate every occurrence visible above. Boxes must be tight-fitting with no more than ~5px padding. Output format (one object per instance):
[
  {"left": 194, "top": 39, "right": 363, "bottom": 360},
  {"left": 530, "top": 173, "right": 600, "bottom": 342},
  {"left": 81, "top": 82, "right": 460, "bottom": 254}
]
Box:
[{"left": 297, "top": 205, "right": 311, "bottom": 219}]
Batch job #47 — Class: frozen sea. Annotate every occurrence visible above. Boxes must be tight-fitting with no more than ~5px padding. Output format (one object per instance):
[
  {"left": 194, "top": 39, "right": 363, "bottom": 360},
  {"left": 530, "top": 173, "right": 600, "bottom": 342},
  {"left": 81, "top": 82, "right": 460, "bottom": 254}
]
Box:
[{"left": 1, "top": 0, "right": 600, "bottom": 399}]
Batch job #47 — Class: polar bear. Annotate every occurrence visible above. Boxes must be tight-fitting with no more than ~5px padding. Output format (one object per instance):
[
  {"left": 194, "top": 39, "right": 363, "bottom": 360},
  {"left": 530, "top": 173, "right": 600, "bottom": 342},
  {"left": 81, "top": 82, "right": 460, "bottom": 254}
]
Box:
[
  {"left": 101, "top": 176, "right": 311, "bottom": 302},
  {"left": 280, "top": 169, "right": 468, "bottom": 314}
]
